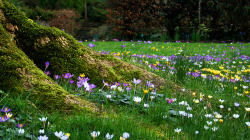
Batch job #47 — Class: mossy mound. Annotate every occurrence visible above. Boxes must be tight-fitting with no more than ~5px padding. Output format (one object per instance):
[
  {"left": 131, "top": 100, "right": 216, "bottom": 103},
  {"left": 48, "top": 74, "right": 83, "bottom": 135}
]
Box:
[
  {"left": 0, "top": 23, "right": 97, "bottom": 113},
  {"left": 0, "top": 0, "right": 167, "bottom": 112},
  {"left": 0, "top": 0, "right": 166, "bottom": 88}
]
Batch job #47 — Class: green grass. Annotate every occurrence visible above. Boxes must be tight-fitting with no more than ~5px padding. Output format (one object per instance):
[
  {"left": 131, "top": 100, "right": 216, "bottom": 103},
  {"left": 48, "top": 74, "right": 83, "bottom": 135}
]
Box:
[{"left": 1, "top": 41, "right": 250, "bottom": 139}]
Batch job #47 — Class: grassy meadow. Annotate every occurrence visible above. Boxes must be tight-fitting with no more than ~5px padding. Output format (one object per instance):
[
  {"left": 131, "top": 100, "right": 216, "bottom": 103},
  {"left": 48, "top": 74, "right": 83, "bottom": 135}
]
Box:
[{"left": 1, "top": 40, "right": 250, "bottom": 140}]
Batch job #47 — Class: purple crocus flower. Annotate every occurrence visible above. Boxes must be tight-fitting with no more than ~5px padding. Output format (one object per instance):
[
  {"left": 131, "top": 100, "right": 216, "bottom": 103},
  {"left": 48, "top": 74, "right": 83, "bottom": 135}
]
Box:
[
  {"left": 78, "top": 40, "right": 82, "bottom": 43},
  {"left": 16, "top": 124, "right": 25, "bottom": 128},
  {"left": 234, "top": 102, "right": 240, "bottom": 107},
  {"left": 113, "top": 39, "right": 119, "bottom": 41},
  {"left": 123, "top": 83, "right": 129, "bottom": 87},
  {"left": 114, "top": 82, "right": 120, "bottom": 86},
  {"left": 88, "top": 43, "right": 95, "bottom": 48},
  {"left": 132, "top": 78, "right": 141, "bottom": 85},
  {"left": 126, "top": 87, "right": 131, "bottom": 91},
  {"left": 147, "top": 41, "right": 152, "bottom": 44},
  {"left": 121, "top": 45, "right": 125, "bottom": 48},
  {"left": 0, "top": 116, "right": 9, "bottom": 122},
  {"left": 89, "top": 84, "right": 96, "bottom": 89},
  {"left": 166, "top": 98, "right": 173, "bottom": 104},
  {"left": 45, "top": 61, "right": 49, "bottom": 69},
  {"left": 44, "top": 71, "right": 51, "bottom": 75},
  {"left": 1, "top": 108, "right": 11, "bottom": 113},
  {"left": 77, "top": 81, "right": 83, "bottom": 88},
  {"left": 146, "top": 81, "right": 152, "bottom": 87},
  {"left": 102, "top": 79, "right": 109, "bottom": 86},
  {"left": 62, "top": 73, "right": 74, "bottom": 79},
  {"left": 69, "top": 80, "right": 74, "bottom": 84},
  {"left": 55, "top": 75, "right": 61, "bottom": 80}
]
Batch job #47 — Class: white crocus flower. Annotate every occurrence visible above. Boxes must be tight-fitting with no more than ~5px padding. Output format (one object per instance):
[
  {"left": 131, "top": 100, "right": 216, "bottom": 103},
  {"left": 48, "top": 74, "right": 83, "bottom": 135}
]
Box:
[
  {"left": 233, "top": 114, "right": 240, "bottom": 119},
  {"left": 174, "top": 128, "right": 182, "bottom": 134},
  {"left": 212, "top": 127, "right": 218, "bottom": 132},
  {"left": 91, "top": 131, "right": 100, "bottom": 138},
  {"left": 55, "top": 131, "right": 64, "bottom": 138},
  {"left": 105, "top": 133, "right": 114, "bottom": 139},
  {"left": 106, "top": 95, "right": 111, "bottom": 99},
  {"left": 18, "top": 129, "right": 25, "bottom": 135},
  {"left": 39, "top": 129, "right": 45, "bottom": 134},
  {"left": 133, "top": 97, "right": 142, "bottom": 103},
  {"left": 39, "top": 117, "right": 47, "bottom": 122},
  {"left": 122, "top": 132, "right": 130, "bottom": 138},
  {"left": 144, "top": 103, "right": 149, "bottom": 108}
]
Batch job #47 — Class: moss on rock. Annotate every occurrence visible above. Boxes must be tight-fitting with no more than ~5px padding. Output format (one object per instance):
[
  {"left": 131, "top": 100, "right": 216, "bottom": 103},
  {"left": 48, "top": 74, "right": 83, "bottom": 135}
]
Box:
[{"left": 0, "top": 19, "right": 97, "bottom": 113}]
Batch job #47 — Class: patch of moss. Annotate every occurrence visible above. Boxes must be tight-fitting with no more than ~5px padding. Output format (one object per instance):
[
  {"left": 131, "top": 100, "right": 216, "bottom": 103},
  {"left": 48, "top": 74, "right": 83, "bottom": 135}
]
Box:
[{"left": 0, "top": 23, "right": 97, "bottom": 113}]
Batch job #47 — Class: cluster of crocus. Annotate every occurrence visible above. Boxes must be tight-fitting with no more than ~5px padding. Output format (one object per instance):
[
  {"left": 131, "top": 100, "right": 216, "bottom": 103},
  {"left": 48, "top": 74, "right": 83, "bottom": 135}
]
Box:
[
  {"left": 90, "top": 131, "right": 118, "bottom": 139},
  {"left": 0, "top": 107, "right": 12, "bottom": 122},
  {"left": 102, "top": 80, "right": 131, "bottom": 93},
  {"left": 44, "top": 61, "right": 51, "bottom": 75},
  {"left": 55, "top": 131, "right": 70, "bottom": 140},
  {"left": 77, "top": 75, "right": 96, "bottom": 93}
]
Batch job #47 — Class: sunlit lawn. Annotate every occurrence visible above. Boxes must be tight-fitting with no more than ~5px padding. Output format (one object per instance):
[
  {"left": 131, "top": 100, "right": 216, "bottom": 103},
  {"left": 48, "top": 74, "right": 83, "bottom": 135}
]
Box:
[{"left": 1, "top": 40, "right": 249, "bottom": 139}]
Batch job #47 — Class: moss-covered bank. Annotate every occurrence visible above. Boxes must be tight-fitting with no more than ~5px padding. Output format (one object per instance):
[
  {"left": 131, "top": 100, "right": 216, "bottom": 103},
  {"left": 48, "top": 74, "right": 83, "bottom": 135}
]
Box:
[
  {"left": 0, "top": 0, "right": 168, "bottom": 113},
  {"left": 0, "top": 1, "right": 97, "bottom": 112},
  {"left": 0, "top": 0, "right": 166, "bottom": 88}
]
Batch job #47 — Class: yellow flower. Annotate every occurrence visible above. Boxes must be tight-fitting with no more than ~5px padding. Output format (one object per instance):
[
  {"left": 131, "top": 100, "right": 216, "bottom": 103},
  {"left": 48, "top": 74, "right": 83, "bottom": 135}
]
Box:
[
  {"left": 208, "top": 95, "right": 213, "bottom": 99},
  {"left": 193, "top": 99, "right": 199, "bottom": 104},
  {"left": 162, "top": 46, "right": 164, "bottom": 48},
  {"left": 219, "top": 119, "right": 223, "bottom": 124},
  {"left": 192, "top": 92, "right": 196, "bottom": 96},
  {"left": 213, "top": 70, "right": 220, "bottom": 75},
  {"left": 143, "top": 89, "right": 149, "bottom": 94},
  {"left": 120, "top": 137, "right": 126, "bottom": 140},
  {"left": 66, "top": 133, "right": 70, "bottom": 137},
  {"left": 245, "top": 91, "right": 249, "bottom": 94},
  {"left": 80, "top": 73, "right": 85, "bottom": 78},
  {"left": 6, "top": 113, "right": 12, "bottom": 118},
  {"left": 200, "top": 93, "right": 204, "bottom": 98},
  {"left": 234, "top": 87, "right": 237, "bottom": 90},
  {"left": 243, "top": 69, "right": 248, "bottom": 73},
  {"left": 219, "top": 66, "right": 224, "bottom": 70}
]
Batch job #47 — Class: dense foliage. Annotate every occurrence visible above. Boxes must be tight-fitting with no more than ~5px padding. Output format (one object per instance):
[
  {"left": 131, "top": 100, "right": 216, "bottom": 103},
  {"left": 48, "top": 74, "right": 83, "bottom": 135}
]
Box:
[
  {"left": 106, "top": 0, "right": 249, "bottom": 41},
  {"left": 8, "top": 0, "right": 249, "bottom": 41}
]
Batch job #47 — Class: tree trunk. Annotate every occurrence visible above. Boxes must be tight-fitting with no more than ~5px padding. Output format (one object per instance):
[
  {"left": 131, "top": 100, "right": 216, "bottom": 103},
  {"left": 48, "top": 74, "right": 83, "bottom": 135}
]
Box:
[
  {"left": 0, "top": 0, "right": 166, "bottom": 112},
  {"left": 198, "top": 0, "right": 202, "bottom": 34},
  {"left": 85, "top": 1, "right": 87, "bottom": 21}
]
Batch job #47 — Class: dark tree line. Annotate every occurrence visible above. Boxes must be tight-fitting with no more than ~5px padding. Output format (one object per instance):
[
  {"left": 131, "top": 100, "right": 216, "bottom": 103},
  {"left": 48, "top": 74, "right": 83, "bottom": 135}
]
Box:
[
  {"left": 106, "top": 0, "right": 249, "bottom": 41},
  {"left": 8, "top": 0, "right": 249, "bottom": 41}
]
